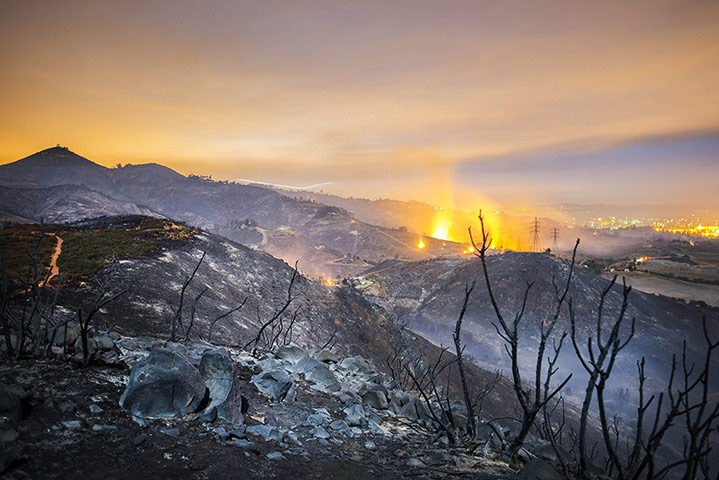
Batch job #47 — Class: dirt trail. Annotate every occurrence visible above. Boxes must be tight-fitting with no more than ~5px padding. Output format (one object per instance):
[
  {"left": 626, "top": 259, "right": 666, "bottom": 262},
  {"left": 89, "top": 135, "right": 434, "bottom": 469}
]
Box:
[{"left": 42, "top": 233, "right": 63, "bottom": 287}]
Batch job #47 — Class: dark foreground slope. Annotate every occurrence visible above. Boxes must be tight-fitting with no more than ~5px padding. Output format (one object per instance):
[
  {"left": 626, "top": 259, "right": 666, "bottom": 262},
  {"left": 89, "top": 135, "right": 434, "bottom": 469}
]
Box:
[{"left": 2, "top": 216, "right": 516, "bottom": 419}]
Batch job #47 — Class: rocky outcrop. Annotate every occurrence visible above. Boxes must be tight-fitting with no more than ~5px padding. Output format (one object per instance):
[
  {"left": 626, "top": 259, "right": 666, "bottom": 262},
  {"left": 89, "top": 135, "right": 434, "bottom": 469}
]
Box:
[
  {"left": 199, "top": 348, "right": 246, "bottom": 424},
  {"left": 119, "top": 346, "right": 207, "bottom": 418}
]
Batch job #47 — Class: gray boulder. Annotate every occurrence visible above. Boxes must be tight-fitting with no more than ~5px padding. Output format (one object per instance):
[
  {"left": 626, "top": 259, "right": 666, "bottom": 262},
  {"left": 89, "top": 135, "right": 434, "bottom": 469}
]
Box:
[
  {"left": 246, "top": 424, "right": 283, "bottom": 443},
  {"left": 304, "top": 408, "right": 332, "bottom": 426},
  {"left": 48, "top": 323, "right": 80, "bottom": 347},
  {"left": 199, "top": 348, "right": 245, "bottom": 424},
  {"left": 333, "top": 390, "right": 360, "bottom": 405},
  {"left": 343, "top": 403, "right": 367, "bottom": 427},
  {"left": 313, "top": 426, "right": 331, "bottom": 439},
  {"left": 288, "top": 356, "right": 323, "bottom": 374},
  {"left": 329, "top": 419, "right": 353, "bottom": 437},
  {"left": 94, "top": 334, "right": 115, "bottom": 351},
  {"left": 362, "top": 390, "right": 389, "bottom": 410},
  {"left": 396, "top": 398, "right": 431, "bottom": 422},
  {"left": 274, "top": 345, "right": 306, "bottom": 364},
  {"left": 338, "top": 356, "right": 374, "bottom": 376},
  {"left": 119, "top": 346, "right": 207, "bottom": 418},
  {"left": 306, "top": 363, "right": 341, "bottom": 393},
  {"left": 314, "top": 349, "right": 339, "bottom": 363},
  {"left": 251, "top": 369, "right": 292, "bottom": 401}
]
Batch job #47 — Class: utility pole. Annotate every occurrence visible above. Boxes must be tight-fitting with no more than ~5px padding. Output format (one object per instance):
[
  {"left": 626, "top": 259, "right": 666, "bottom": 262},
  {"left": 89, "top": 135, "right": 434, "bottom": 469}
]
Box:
[
  {"left": 530, "top": 217, "right": 541, "bottom": 252},
  {"left": 551, "top": 227, "right": 559, "bottom": 251}
]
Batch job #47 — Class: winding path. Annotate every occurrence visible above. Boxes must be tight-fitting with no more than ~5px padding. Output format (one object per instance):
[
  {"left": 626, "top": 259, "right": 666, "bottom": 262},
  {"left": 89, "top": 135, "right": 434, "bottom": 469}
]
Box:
[{"left": 42, "top": 233, "right": 63, "bottom": 287}]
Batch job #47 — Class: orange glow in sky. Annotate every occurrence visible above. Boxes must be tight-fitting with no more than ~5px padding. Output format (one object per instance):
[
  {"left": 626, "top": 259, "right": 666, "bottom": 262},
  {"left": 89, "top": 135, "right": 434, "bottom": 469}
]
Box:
[{"left": 1, "top": 1, "right": 718, "bottom": 208}]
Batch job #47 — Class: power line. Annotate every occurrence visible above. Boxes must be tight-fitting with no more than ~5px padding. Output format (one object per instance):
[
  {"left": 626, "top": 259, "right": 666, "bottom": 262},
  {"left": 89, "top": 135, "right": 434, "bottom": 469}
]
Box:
[
  {"left": 551, "top": 227, "right": 560, "bottom": 251},
  {"left": 529, "top": 217, "right": 542, "bottom": 252}
]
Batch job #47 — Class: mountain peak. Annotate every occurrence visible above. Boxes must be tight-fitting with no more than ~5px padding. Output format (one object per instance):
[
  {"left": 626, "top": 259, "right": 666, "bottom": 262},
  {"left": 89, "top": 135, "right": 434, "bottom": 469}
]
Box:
[{"left": 39, "top": 145, "right": 75, "bottom": 155}]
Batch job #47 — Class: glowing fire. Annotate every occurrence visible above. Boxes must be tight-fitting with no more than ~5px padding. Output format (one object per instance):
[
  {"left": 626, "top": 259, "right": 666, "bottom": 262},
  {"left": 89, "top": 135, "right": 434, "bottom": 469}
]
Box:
[
  {"left": 430, "top": 210, "right": 451, "bottom": 240},
  {"left": 418, "top": 240, "right": 425, "bottom": 249}
]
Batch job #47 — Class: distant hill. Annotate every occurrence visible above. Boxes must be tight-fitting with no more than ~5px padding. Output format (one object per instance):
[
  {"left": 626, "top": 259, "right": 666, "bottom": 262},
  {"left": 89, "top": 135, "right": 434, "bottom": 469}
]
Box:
[
  {"left": 0, "top": 147, "right": 467, "bottom": 277},
  {"left": 0, "top": 184, "right": 159, "bottom": 224}
]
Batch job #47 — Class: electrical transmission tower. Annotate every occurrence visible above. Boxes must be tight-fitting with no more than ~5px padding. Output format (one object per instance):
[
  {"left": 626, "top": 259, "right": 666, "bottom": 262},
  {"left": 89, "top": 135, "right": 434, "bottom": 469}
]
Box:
[
  {"left": 551, "top": 227, "right": 559, "bottom": 251},
  {"left": 529, "top": 217, "right": 542, "bottom": 252}
]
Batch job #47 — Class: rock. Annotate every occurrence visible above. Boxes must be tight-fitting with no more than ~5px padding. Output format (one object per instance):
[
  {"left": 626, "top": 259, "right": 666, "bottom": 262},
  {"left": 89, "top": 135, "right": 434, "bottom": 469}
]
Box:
[
  {"left": 100, "top": 350, "right": 122, "bottom": 366},
  {"left": 198, "top": 406, "right": 217, "bottom": 423},
  {"left": 92, "top": 424, "right": 119, "bottom": 433},
  {"left": 274, "top": 345, "right": 307, "bottom": 364},
  {"left": 364, "top": 440, "right": 377, "bottom": 451},
  {"left": 246, "top": 425, "right": 283, "bottom": 443},
  {"left": 119, "top": 346, "right": 208, "bottom": 418},
  {"left": 212, "top": 427, "right": 230, "bottom": 440},
  {"left": 396, "top": 398, "right": 431, "bottom": 422},
  {"left": 407, "top": 458, "right": 425, "bottom": 468},
  {"left": 89, "top": 404, "right": 103, "bottom": 413},
  {"left": 229, "top": 438, "right": 259, "bottom": 453},
  {"left": 359, "top": 381, "right": 388, "bottom": 396},
  {"left": 94, "top": 334, "right": 115, "bottom": 351},
  {"left": 48, "top": 323, "right": 81, "bottom": 346},
  {"left": 289, "top": 356, "right": 323, "bottom": 374},
  {"left": 135, "top": 336, "right": 155, "bottom": 350},
  {"left": 285, "top": 383, "right": 297, "bottom": 402},
  {"left": 285, "top": 431, "right": 302, "bottom": 446},
  {"left": 119, "top": 338, "right": 138, "bottom": 350},
  {"left": 199, "top": 348, "right": 245, "bottom": 424},
  {"left": 108, "top": 331, "right": 121, "bottom": 340},
  {"left": 367, "top": 419, "right": 389, "bottom": 436},
  {"left": 61, "top": 420, "right": 82, "bottom": 430},
  {"left": 228, "top": 427, "right": 246, "bottom": 439},
  {"left": 306, "top": 363, "right": 341, "bottom": 393},
  {"left": 333, "top": 390, "right": 360, "bottom": 405},
  {"left": 257, "top": 357, "right": 282, "bottom": 372},
  {"left": 160, "top": 427, "right": 181, "bottom": 437},
  {"left": 133, "top": 434, "right": 147, "bottom": 446},
  {"left": 132, "top": 416, "right": 149, "bottom": 427},
  {"left": 329, "top": 419, "right": 353, "bottom": 437},
  {"left": 163, "top": 341, "right": 187, "bottom": 356},
  {"left": 0, "top": 384, "right": 30, "bottom": 422},
  {"left": 266, "top": 451, "right": 285, "bottom": 460},
  {"left": 362, "top": 390, "right": 388, "bottom": 410},
  {"left": 337, "top": 356, "right": 374, "bottom": 376},
  {"left": 187, "top": 339, "right": 215, "bottom": 354},
  {"left": 73, "top": 336, "right": 97, "bottom": 356},
  {"left": 313, "top": 349, "right": 339, "bottom": 363},
  {"left": 343, "top": 403, "right": 367, "bottom": 427},
  {"left": 305, "top": 408, "right": 332, "bottom": 426},
  {"left": 251, "top": 369, "right": 292, "bottom": 401},
  {"left": 517, "top": 458, "right": 564, "bottom": 480},
  {"left": 313, "top": 426, "right": 330, "bottom": 439}
]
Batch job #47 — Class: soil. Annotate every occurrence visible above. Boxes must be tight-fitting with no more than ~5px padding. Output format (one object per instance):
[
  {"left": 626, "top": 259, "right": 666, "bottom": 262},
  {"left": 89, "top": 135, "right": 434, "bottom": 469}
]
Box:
[{"left": 0, "top": 359, "right": 516, "bottom": 480}]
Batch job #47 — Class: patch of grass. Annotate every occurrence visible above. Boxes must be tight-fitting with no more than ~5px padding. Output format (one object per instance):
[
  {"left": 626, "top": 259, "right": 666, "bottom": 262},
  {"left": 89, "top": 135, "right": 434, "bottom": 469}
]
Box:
[
  {"left": 1, "top": 217, "right": 197, "bottom": 286},
  {"left": 0, "top": 224, "right": 60, "bottom": 289}
]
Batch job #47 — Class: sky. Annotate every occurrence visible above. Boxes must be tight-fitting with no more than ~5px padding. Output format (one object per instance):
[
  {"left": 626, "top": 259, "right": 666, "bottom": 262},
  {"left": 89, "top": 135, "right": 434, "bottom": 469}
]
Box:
[{"left": 1, "top": 0, "right": 718, "bottom": 210}]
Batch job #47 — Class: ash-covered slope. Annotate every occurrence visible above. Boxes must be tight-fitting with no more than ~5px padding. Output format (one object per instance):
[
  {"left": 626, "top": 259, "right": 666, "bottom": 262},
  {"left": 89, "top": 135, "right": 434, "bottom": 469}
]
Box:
[
  {"left": 0, "top": 147, "right": 465, "bottom": 276},
  {"left": 365, "top": 251, "right": 719, "bottom": 407},
  {"left": 0, "top": 184, "right": 159, "bottom": 223},
  {"left": 41, "top": 216, "right": 516, "bottom": 420}
]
